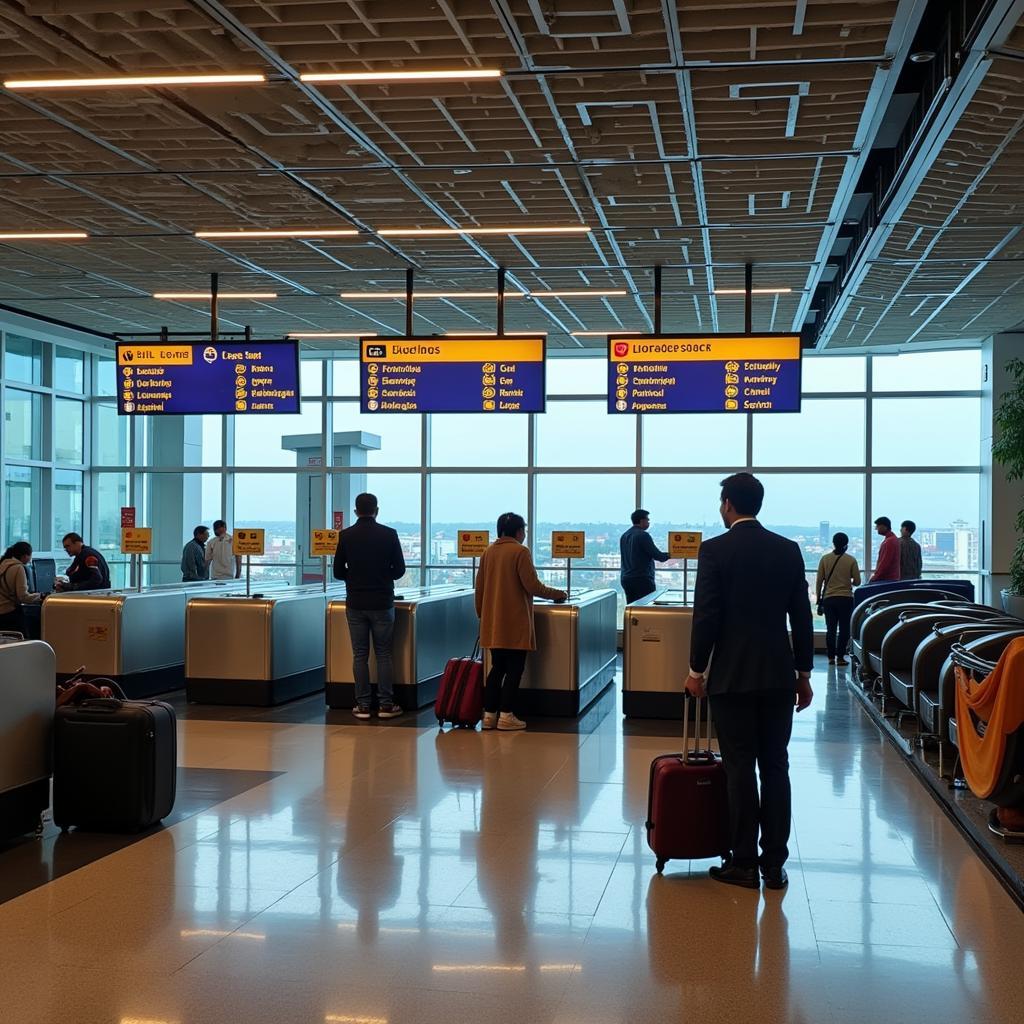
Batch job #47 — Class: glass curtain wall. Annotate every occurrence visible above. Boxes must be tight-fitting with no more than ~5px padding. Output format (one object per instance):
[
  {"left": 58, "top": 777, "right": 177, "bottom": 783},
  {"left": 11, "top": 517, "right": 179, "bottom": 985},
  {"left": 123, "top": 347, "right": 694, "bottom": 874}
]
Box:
[{"left": 1, "top": 337, "right": 984, "bottom": 600}]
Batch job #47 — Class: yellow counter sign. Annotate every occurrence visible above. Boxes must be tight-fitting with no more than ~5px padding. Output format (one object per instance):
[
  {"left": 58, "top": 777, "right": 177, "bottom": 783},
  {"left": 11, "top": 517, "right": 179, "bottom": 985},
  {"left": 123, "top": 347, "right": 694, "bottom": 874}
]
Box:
[
  {"left": 120, "top": 527, "right": 152, "bottom": 554},
  {"left": 117, "top": 345, "right": 193, "bottom": 366},
  {"left": 310, "top": 529, "right": 340, "bottom": 557},
  {"left": 552, "top": 531, "right": 585, "bottom": 559},
  {"left": 458, "top": 530, "right": 490, "bottom": 557},
  {"left": 233, "top": 529, "right": 265, "bottom": 556},
  {"left": 669, "top": 531, "right": 703, "bottom": 558}
]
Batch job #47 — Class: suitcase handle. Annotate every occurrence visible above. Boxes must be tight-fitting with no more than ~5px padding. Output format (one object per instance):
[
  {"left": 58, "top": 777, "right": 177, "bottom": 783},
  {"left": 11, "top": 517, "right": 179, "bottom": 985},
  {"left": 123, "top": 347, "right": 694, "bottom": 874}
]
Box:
[{"left": 682, "top": 691, "right": 714, "bottom": 762}]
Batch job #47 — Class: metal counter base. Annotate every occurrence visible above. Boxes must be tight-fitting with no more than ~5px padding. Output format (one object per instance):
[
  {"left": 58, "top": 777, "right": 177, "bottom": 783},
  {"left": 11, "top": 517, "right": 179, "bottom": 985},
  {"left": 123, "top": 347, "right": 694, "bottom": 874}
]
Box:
[
  {"left": 622, "top": 590, "right": 693, "bottom": 719},
  {"left": 622, "top": 689, "right": 686, "bottom": 720},
  {"left": 186, "top": 668, "right": 325, "bottom": 707},
  {"left": 517, "top": 671, "right": 615, "bottom": 718},
  {"left": 326, "top": 676, "right": 441, "bottom": 712}
]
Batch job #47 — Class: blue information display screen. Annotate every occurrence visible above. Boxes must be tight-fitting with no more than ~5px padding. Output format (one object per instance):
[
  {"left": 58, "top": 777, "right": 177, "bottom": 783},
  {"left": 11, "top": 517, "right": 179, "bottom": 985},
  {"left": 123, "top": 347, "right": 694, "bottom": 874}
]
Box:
[
  {"left": 116, "top": 341, "right": 300, "bottom": 415},
  {"left": 608, "top": 334, "right": 802, "bottom": 413},
  {"left": 360, "top": 336, "right": 546, "bottom": 414}
]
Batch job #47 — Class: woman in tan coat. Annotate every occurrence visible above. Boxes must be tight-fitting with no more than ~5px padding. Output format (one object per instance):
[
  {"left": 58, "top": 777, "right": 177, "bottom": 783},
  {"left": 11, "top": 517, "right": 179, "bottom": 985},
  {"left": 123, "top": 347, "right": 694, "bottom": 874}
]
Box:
[{"left": 475, "top": 512, "right": 567, "bottom": 731}]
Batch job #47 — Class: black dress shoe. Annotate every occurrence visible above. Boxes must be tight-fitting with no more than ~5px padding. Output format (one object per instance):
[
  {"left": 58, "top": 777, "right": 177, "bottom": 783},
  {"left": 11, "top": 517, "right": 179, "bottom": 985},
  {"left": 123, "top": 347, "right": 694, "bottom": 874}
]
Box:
[
  {"left": 709, "top": 864, "right": 760, "bottom": 889},
  {"left": 762, "top": 868, "right": 789, "bottom": 890}
]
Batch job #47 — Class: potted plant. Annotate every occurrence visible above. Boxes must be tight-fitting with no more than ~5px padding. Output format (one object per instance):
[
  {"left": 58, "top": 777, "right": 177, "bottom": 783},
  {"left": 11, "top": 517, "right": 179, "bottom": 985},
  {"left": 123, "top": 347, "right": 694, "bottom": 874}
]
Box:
[{"left": 993, "top": 356, "right": 1024, "bottom": 618}]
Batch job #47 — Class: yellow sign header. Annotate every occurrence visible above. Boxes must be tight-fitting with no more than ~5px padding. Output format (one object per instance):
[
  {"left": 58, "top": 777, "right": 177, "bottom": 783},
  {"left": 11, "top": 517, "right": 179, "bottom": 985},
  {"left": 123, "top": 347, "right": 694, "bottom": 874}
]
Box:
[
  {"left": 552, "top": 531, "right": 586, "bottom": 559},
  {"left": 362, "top": 338, "right": 544, "bottom": 364},
  {"left": 609, "top": 335, "right": 800, "bottom": 364},
  {"left": 669, "top": 531, "right": 703, "bottom": 559},
  {"left": 233, "top": 528, "right": 266, "bottom": 556},
  {"left": 120, "top": 526, "right": 152, "bottom": 555},
  {"left": 118, "top": 345, "right": 193, "bottom": 366},
  {"left": 310, "top": 529, "right": 340, "bottom": 557},
  {"left": 457, "top": 530, "right": 490, "bottom": 558}
]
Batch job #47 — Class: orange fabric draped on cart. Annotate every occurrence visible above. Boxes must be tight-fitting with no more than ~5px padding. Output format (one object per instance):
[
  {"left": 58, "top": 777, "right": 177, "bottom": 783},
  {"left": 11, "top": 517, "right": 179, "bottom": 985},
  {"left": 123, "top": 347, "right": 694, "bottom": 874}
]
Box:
[{"left": 955, "top": 636, "right": 1024, "bottom": 800}]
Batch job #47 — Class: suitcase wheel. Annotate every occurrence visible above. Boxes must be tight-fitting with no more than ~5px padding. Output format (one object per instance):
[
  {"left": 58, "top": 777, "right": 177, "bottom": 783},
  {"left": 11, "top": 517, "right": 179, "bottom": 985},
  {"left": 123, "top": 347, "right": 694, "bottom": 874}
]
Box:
[{"left": 656, "top": 859, "right": 666, "bottom": 874}]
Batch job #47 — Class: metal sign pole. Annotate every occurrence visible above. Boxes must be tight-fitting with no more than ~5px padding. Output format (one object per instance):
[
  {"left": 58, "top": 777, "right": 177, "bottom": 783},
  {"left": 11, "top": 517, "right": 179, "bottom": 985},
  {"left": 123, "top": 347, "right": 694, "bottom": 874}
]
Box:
[
  {"left": 744, "top": 261, "right": 753, "bottom": 334},
  {"left": 246, "top": 555, "right": 251, "bottom": 597},
  {"left": 211, "top": 272, "right": 219, "bottom": 342},
  {"left": 654, "top": 264, "right": 663, "bottom": 334},
  {"left": 472, "top": 556, "right": 477, "bottom": 587},
  {"left": 322, "top": 555, "right": 327, "bottom": 594},
  {"left": 405, "top": 267, "right": 415, "bottom": 336},
  {"left": 497, "top": 266, "right": 506, "bottom": 337},
  {"left": 137, "top": 554, "right": 142, "bottom": 593},
  {"left": 566, "top": 557, "right": 572, "bottom": 598},
  {"left": 683, "top": 557, "right": 689, "bottom": 602}
]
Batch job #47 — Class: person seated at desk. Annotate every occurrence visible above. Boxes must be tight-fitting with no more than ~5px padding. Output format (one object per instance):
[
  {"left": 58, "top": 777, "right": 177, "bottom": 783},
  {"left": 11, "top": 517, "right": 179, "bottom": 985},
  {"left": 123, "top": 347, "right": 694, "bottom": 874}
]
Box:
[
  {"left": 55, "top": 533, "right": 111, "bottom": 592},
  {"left": 0, "top": 541, "right": 43, "bottom": 635}
]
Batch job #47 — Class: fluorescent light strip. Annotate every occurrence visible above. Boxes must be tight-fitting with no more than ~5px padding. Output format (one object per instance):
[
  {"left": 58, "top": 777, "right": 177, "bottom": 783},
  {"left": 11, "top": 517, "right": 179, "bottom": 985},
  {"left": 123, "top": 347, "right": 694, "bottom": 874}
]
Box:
[
  {"left": 5, "top": 74, "right": 266, "bottom": 90},
  {"left": 288, "top": 332, "right": 377, "bottom": 339},
  {"left": 378, "top": 226, "right": 590, "bottom": 237},
  {"left": 444, "top": 331, "right": 547, "bottom": 337},
  {"left": 713, "top": 287, "right": 793, "bottom": 295},
  {"left": 0, "top": 232, "right": 88, "bottom": 240},
  {"left": 195, "top": 229, "right": 359, "bottom": 239},
  {"left": 531, "top": 290, "right": 627, "bottom": 298},
  {"left": 152, "top": 292, "right": 278, "bottom": 300},
  {"left": 301, "top": 69, "right": 502, "bottom": 84},
  {"left": 571, "top": 330, "right": 641, "bottom": 337},
  {"left": 340, "top": 291, "right": 525, "bottom": 299},
  {"left": 324, "top": 1016, "right": 388, "bottom": 1024}
]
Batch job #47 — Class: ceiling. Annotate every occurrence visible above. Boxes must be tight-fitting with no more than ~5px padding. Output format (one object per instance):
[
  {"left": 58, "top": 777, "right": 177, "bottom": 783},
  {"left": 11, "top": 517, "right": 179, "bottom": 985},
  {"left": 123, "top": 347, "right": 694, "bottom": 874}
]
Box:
[{"left": 0, "top": 0, "right": 1020, "bottom": 351}]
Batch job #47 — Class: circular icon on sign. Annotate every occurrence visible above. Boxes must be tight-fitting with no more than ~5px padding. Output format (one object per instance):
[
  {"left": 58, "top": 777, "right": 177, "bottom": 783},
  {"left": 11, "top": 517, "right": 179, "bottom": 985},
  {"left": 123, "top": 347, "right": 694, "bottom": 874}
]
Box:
[
  {"left": 235, "top": 376, "right": 246, "bottom": 387},
  {"left": 368, "top": 364, "right": 379, "bottom": 375},
  {"left": 482, "top": 387, "right": 496, "bottom": 399},
  {"left": 616, "top": 375, "right": 627, "bottom": 386},
  {"left": 123, "top": 366, "right": 133, "bottom": 377},
  {"left": 725, "top": 385, "right": 739, "bottom": 398},
  {"left": 203, "top": 347, "right": 218, "bottom": 364},
  {"left": 617, "top": 363, "right": 628, "bottom": 375},
  {"left": 234, "top": 363, "right": 246, "bottom": 374},
  {"left": 123, "top": 391, "right": 134, "bottom": 402},
  {"left": 726, "top": 361, "right": 740, "bottom": 373},
  {"left": 367, "top": 399, "right": 379, "bottom": 411},
  {"left": 368, "top": 376, "right": 379, "bottom": 387},
  {"left": 615, "top": 400, "right": 627, "bottom": 412},
  {"left": 367, "top": 388, "right": 379, "bottom": 399},
  {"left": 616, "top": 388, "right": 627, "bottom": 400},
  {"left": 124, "top": 401, "right": 136, "bottom": 413}
]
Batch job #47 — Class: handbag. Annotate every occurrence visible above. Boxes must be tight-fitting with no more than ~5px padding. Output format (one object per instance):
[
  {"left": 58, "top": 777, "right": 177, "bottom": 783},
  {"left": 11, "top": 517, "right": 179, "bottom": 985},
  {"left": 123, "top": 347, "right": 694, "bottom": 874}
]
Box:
[{"left": 816, "top": 553, "right": 844, "bottom": 616}]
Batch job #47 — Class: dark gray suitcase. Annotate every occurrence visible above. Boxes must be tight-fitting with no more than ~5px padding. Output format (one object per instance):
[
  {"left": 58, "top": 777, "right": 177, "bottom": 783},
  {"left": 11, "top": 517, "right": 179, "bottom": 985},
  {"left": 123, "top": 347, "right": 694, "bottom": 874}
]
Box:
[{"left": 53, "top": 698, "right": 176, "bottom": 832}]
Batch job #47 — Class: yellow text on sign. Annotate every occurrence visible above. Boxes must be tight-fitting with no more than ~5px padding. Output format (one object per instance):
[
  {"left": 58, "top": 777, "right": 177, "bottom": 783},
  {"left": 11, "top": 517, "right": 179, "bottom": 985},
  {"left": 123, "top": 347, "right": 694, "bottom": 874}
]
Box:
[
  {"left": 310, "top": 529, "right": 340, "bottom": 557},
  {"left": 120, "top": 526, "right": 153, "bottom": 554},
  {"left": 551, "top": 531, "right": 586, "bottom": 559},
  {"left": 458, "top": 530, "right": 490, "bottom": 558},
  {"left": 233, "top": 529, "right": 266, "bottom": 556},
  {"left": 669, "top": 531, "right": 703, "bottom": 559},
  {"left": 118, "top": 344, "right": 193, "bottom": 366}
]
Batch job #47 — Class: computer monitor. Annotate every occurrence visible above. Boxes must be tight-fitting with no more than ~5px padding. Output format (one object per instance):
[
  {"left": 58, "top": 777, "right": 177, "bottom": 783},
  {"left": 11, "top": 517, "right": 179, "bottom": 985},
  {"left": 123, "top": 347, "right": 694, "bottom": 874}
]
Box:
[{"left": 30, "top": 558, "right": 56, "bottom": 595}]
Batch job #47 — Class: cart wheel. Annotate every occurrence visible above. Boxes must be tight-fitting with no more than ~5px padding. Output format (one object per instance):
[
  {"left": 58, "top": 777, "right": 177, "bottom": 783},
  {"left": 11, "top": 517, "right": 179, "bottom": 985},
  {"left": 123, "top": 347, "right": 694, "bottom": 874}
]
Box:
[{"left": 656, "top": 859, "right": 666, "bottom": 874}]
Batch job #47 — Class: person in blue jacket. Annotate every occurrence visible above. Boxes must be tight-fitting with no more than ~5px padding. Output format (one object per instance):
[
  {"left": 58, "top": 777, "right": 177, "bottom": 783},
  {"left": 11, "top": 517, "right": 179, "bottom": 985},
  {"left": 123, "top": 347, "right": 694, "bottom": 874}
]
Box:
[{"left": 619, "top": 509, "right": 670, "bottom": 604}]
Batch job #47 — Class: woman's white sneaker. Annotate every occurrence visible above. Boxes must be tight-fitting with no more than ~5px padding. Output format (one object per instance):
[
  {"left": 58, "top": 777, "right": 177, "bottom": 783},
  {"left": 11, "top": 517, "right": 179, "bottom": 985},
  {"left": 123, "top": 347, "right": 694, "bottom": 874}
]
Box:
[
  {"left": 497, "top": 712, "right": 527, "bottom": 731},
  {"left": 481, "top": 712, "right": 498, "bottom": 731}
]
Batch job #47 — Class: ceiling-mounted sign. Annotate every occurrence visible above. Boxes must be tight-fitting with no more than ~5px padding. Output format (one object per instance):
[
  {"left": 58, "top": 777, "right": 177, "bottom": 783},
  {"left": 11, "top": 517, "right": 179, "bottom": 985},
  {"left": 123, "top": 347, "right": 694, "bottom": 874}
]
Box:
[
  {"left": 608, "top": 334, "right": 802, "bottom": 414},
  {"left": 116, "top": 341, "right": 300, "bottom": 416},
  {"left": 360, "top": 336, "right": 546, "bottom": 414},
  {"left": 551, "top": 531, "right": 586, "bottom": 559},
  {"left": 457, "top": 531, "right": 490, "bottom": 558},
  {"left": 668, "top": 531, "right": 703, "bottom": 559}
]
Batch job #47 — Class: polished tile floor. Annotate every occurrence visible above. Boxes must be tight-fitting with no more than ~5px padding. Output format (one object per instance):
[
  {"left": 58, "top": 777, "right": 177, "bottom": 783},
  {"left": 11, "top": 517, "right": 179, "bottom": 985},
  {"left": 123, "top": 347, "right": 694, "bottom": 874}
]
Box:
[{"left": 3, "top": 661, "right": 1024, "bottom": 1024}]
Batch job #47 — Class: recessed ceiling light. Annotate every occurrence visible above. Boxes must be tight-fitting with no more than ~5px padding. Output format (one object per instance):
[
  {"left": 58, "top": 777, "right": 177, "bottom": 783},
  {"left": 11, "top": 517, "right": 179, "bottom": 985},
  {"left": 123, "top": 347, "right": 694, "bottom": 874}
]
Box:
[
  {"left": 531, "top": 290, "right": 627, "bottom": 297},
  {"left": 153, "top": 292, "right": 278, "bottom": 300},
  {"left": 195, "top": 229, "right": 360, "bottom": 239},
  {"left": 340, "top": 291, "right": 525, "bottom": 299},
  {"left": 377, "top": 225, "right": 590, "bottom": 237},
  {"left": 910, "top": 50, "right": 936, "bottom": 63},
  {"left": 300, "top": 69, "right": 502, "bottom": 84},
  {"left": 287, "top": 332, "right": 377, "bottom": 338},
  {"left": 0, "top": 231, "right": 88, "bottom": 240},
  {"left": 713, "top": 287, "right": 793, "bottom": 295},
  {"left": 4, "top": 74, "right": 266, "bottom": 89}
]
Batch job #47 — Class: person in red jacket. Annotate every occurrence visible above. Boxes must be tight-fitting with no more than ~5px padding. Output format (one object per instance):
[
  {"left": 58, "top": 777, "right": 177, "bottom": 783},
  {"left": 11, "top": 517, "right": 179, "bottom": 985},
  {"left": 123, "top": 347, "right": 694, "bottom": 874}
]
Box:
[{"left": 870, "top": 516, "right": 900, "bottom": 581}]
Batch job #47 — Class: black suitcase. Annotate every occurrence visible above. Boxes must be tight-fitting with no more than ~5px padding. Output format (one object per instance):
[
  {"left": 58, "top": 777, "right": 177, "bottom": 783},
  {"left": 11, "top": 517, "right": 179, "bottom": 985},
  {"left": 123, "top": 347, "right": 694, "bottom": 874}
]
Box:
[{"left": 53, "top": 697, "right": 177, "bottom": 832}]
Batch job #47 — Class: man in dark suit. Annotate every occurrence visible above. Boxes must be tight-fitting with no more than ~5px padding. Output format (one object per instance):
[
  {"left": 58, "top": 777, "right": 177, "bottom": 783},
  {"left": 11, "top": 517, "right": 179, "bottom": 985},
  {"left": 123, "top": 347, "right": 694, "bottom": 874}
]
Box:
[{"left": 685, "top": 473, "right": 814, "bottom": 891}]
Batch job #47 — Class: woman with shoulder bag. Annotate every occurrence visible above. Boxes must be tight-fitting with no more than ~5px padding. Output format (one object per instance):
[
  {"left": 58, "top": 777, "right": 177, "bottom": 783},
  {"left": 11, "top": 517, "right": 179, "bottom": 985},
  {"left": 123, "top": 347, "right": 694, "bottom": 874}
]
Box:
[
  {"left": 0, "top": 541, "right": 43, "bottom": 636},
  {"left": 815, "top": 532, "right": 862, "bottom": 666}
]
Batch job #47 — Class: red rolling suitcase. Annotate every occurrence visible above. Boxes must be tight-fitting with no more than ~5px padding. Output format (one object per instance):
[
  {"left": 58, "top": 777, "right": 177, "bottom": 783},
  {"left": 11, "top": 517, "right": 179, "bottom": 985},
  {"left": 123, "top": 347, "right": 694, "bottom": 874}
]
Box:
[
  {"left": 646, "top": 694, "right": 730, "bottom": 872},
  {"left": 435, "top": 640, "right": 484, "bottom": 729}
]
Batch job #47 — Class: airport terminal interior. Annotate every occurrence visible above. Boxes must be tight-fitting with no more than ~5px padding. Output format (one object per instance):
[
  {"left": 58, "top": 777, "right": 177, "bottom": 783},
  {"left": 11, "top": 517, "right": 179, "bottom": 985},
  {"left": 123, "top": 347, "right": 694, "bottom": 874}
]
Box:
[{"left": 4, "top": 0, "right": 1024, "bottom": 1021}]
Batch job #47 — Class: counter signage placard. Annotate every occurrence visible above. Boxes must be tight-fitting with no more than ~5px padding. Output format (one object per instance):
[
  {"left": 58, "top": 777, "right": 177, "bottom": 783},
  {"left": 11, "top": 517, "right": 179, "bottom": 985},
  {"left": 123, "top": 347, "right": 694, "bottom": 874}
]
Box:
[
  {"left": 608, "top": 334, "right": 802, "bottom": 414},
  {"left": 120, "top": 526, "right": 152, "bottom": 554},
  {"left": 310, "top": 529, "right": 340, "bottom": 557},
  {"left": 457, "top": 531, "right": 490, "bottom": 558},
  {"left": 332, "top": 511, "right": 345, "bottom": 532},
  {"left": 669, "top": 531, "right": 703, "bottom": 559},
  {"left": 551, "top": 531, "right": 586, "bottom": 559},
  {"left": 232, "top": 529, "right": 266, "bottom": 556},
  {"left": 360, "top": 336, "right": 546, "bottom": 414},
  {"left": 116, "top": 341, "right": 300, "bottom": 416},
  {"left": 120, "top": 506, "right": 136, "bottom": 528}
]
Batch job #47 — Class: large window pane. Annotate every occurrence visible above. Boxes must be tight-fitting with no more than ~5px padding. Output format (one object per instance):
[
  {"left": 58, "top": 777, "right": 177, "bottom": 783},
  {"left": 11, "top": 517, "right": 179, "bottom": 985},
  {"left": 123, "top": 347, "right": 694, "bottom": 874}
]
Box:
[
  {"left": 333, "top": 358, "right": 359, "bottom": 397},
  {"left": 234, "top": 402, "right": 323, "bottom": 467},
  {"left": 201, "top": 415, "right": 222, "bottom": 466},
  {"left": 872, "top": 349, "right": 982, "bottom": 392},
  {"left": 301, "top": 359, "right": 324, "bottom": 398},
  {"left": 431, "top": 413, "right": 528, "bottom": 467},
  {"left": 872, "top": 397, "right": 980, "bottom": 467},
  {"left": 4, "top": 388, "right": 42, "bottom": 459},
  {"left": 96, "top": 354, "right": 116, "bottom": 397},
  {"left": 93, "top": 402, "right": 128, "bottom": 466},
  {"left": 55, "top": 397, "right": 85, "bottom": 462},
  {"left": 233, "top": 473, "right": 299, "bottom": 582},
  {"left": 754, "top": 399, "right": 866, "bottom": 466},
  {"left": 54, "top": 469, "right": 83, "bottom": 539},
  {"left": 643, "top": 413, "right": 746, "bottom": 468},
  {"left": 3, "top": 334, "right": 42, "bottom": 385},
  {"left": 94, "top": 472, "right": 129, "bottom": 588},
  {"left": 4, "top": 466, "right": 41, "bottom": 547},
  {"left": 536, "top": 401, "right": 635, "bottom": 467},
  {"left": 802, "top": 355, "right": 866, "bottom": 393},
  {"left": 642, "top": 473, "right": 731, "bottom": 541},
  {"left": 333, "top": 406, "right": 422, "bottom": 467},
  {"left": 364, "top": 472, "right": 422, "bottom": 588},
  {"left": 55, "top": 346, "right": 85, "bottom": 393},
  {"left": 428, "top": 473, "right": 527, "bottom": 583},
  {"left": 546, "top": 356, "right": 608, "bottom": 395},
  {"left": 870, "top": 472, "right": 980, "bottom": 572}
]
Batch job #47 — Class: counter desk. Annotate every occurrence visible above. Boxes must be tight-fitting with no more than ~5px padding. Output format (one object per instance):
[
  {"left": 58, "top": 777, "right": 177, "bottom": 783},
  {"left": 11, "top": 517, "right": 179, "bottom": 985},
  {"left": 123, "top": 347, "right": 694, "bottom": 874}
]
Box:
[{"left": 622, "top": 589, "right": 692, "bottom": 719}]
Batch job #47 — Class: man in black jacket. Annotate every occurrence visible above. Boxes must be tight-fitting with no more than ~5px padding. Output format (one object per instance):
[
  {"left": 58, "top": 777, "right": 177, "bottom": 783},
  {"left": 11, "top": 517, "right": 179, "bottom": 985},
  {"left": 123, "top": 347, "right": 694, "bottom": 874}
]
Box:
[
  {"left": 55, "top": 533, "right": 111, "bottom": 592},
  {"left": 333, "top": 492, "right": 407, "bottom": 720},
  {"left": 685, "top": 473, "right": 814, "bottom": 891}
]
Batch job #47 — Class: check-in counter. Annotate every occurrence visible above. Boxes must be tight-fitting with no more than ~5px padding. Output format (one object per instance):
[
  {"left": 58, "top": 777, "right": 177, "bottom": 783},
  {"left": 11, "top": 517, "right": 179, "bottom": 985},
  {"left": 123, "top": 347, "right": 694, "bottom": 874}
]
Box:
[
  {"left": 488, "top": 587, "right": 617, "bottom": 717},
  {"left": 186, "top": 585, "right": 344, "bottom": 705},
  {"left": 623, "top": 589, "right": 692, "bottom": 719},
  {"left": 41, "top": 580, "right": 287, "bottom": 697},
  {"left": 326, "top": 585, "right": 477, "bottom": 710}
]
